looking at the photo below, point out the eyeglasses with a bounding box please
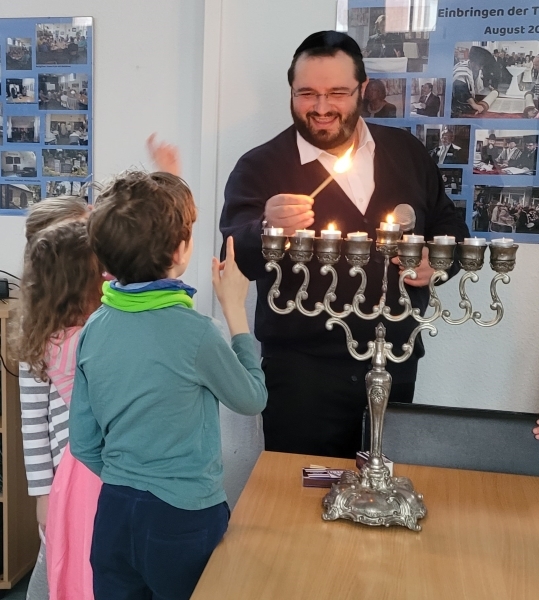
[292,84,360,103]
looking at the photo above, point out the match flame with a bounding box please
[333,144,354,174]
[387,214,394,225]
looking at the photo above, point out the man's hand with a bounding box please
[533,419,539,440]
[265,194,314,236]
[391,247,434,287]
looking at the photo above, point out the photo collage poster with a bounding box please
[340,0,539,242]
[0,17,92,214]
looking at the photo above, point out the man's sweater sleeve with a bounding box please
[220,154,270,281]
[195,325,267,415]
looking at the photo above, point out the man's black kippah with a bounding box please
[293,30,363,59]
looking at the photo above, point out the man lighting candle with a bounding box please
[224,32,469,458]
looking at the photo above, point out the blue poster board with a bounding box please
[0,17,92,215]
[344,1,539,242]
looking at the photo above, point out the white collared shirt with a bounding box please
[296,118,376,215]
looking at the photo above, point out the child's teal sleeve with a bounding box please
[195,325,267,416]
[70,337,105,477]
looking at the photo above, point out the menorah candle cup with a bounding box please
[375,228,402,257]
[289,234,315,263]
[457,243,487,271]
[397,240,424,269]
[314,237,342,265]
[426,241,456,270]
[261,231,287,262]
[489,243,518,273]
[343,239,372,267]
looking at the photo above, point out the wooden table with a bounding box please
[192,451,539,600]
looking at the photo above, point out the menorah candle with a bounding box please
[432,235,456,245]
[263,226,285,237]
[490,237,514,248]
[463,237,487,246]
[294,229,316,238]
[402,234,424,244]
[321,226,341,240]
[379,215,400,232]
[346,231,368,241]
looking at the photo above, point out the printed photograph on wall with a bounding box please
[473,185,539,234]
[347,5,429,73]
[6,37,32,70]
[410,78,445,117]
[7,116,40,144]
[44,114,89,145]
[474,130,537,174]
[362,78,405,118]
[36,22,89,65]
[1,151,37,178]
[38,73,89,110]
[0,183,41,209]
[452,41,539,118]
[42,149,88,177]
[416,124,470,165]
[46,180,82,197]
[6,78,36,104]
[440,168,462,195]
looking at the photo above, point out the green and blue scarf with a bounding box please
[102,279,197,312]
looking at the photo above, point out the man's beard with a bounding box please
[291,94,362,151]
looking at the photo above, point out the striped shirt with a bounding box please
[20,327,82,496]
[20,366,69,496]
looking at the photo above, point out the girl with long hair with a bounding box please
[16,220,103,600]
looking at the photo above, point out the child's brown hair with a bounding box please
[25,196,89,242]
[16,221,103,381]
[88,171,197,285]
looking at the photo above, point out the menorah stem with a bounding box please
[366,325,391,461]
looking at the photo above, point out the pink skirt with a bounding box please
[46,443,102,600]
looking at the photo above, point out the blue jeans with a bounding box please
[91,484,229,600]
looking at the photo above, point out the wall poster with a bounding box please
[0,17,92,215]
[338,1,539,241]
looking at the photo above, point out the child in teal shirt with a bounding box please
[70,171,267,600]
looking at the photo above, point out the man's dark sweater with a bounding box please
[220,123,469,383]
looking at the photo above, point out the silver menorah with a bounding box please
[261,226,518,531]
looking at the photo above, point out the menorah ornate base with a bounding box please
[321,466,427,532]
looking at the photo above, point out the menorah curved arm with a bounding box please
[265,261,296,315]
[325,318,375,362]
[292,263,325,317]
[382,268,414,322]
[385,323,438,363]
[441,271,480,325]
[316,265,356,319]
[472,273,510,327]
[351,268,383,321]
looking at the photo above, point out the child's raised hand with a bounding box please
[147,133,181,176]
[212,237,249,336]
